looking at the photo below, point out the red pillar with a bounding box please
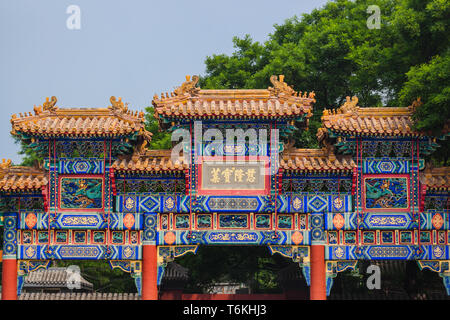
[1,259,17,300]
[142,245,158,300]
[310,245,326,300]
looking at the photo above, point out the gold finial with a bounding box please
[340,96,359,113]
[109,96,125,112]
[268,75,295,96]
[43,96,58,112]
[174,75,200,96]
[0,159,11,170]
[139,140,148,153]
[409,98,422,111]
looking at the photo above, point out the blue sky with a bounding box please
[0,0,328,163]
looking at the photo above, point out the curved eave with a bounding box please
[325,128,425,138]
[11,129,143,138]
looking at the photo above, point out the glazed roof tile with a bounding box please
[152,75,315,119]
[319,97,433,139]
[11,96,152,140]
[112,149,188,172]
[280,147,355,172]
[24,267,93,289]
[421,167,450,190]
[0,160,47,192]
[113,147,355,173]
[162,262,189,281]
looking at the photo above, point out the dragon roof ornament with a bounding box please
[173,75,200,96]
[268,75,295,96]
[42,96,58,113]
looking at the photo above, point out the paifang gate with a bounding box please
[1,75,449,300]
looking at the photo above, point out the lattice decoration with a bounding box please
[282,178,352,193]
[116,178,186,193]
[310,179,324,192]
[425,195,450,210]
[56,140,105,158]
[362,141,379,157]
[20,197,44,210]
[200,122,272,132]
[0,196,43,211]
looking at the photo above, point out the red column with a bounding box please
[1,259,17,300]
[142,245,158,300]
[310,245,326,300]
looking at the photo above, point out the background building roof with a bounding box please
[0,160,47,192]
[10,96,152,140]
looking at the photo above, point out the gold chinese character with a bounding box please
[234,168,244,182]
[246,168,256,183]
[221,168,234,183]
[210,168,221,183]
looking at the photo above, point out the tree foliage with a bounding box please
[177,246,291,293]
[144,106,171,150]
[199,0,450,149]
[56,260,137,293]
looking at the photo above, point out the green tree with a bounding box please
[14,136,42,167]
[400,52,450,134]
[145,106,171,150]
[176,246,292,293]
[399,52,450,165]
[199,0,449,148]
[57,260,136,293]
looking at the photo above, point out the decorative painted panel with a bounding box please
[18,230,140,246]
[218,214,249,229]
[18,244,142,260]
[3,213,17,259]
[19,211,142,230]
[420,210,449,230]
[197,156,270,195]
[58,158,104,174]
[196,214,212,229]
[142,213,157,245]
[326,245,450,260]
[362,158,423,174]
[116,193,351,214]
[59,176,104,211]
[156,230,309,246]
[324,212,357,230]
[360,212,416,229]
[363,175,410,211]
[255,214,271,229]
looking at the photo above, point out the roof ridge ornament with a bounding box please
[0,158,12,171]
[131,139,148,162]
[268,75,296,96]
[340,96,359,114]
[109,96,127,113]
[173,75,200,96]
[408,97,422,112]
[42,96,58,113]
